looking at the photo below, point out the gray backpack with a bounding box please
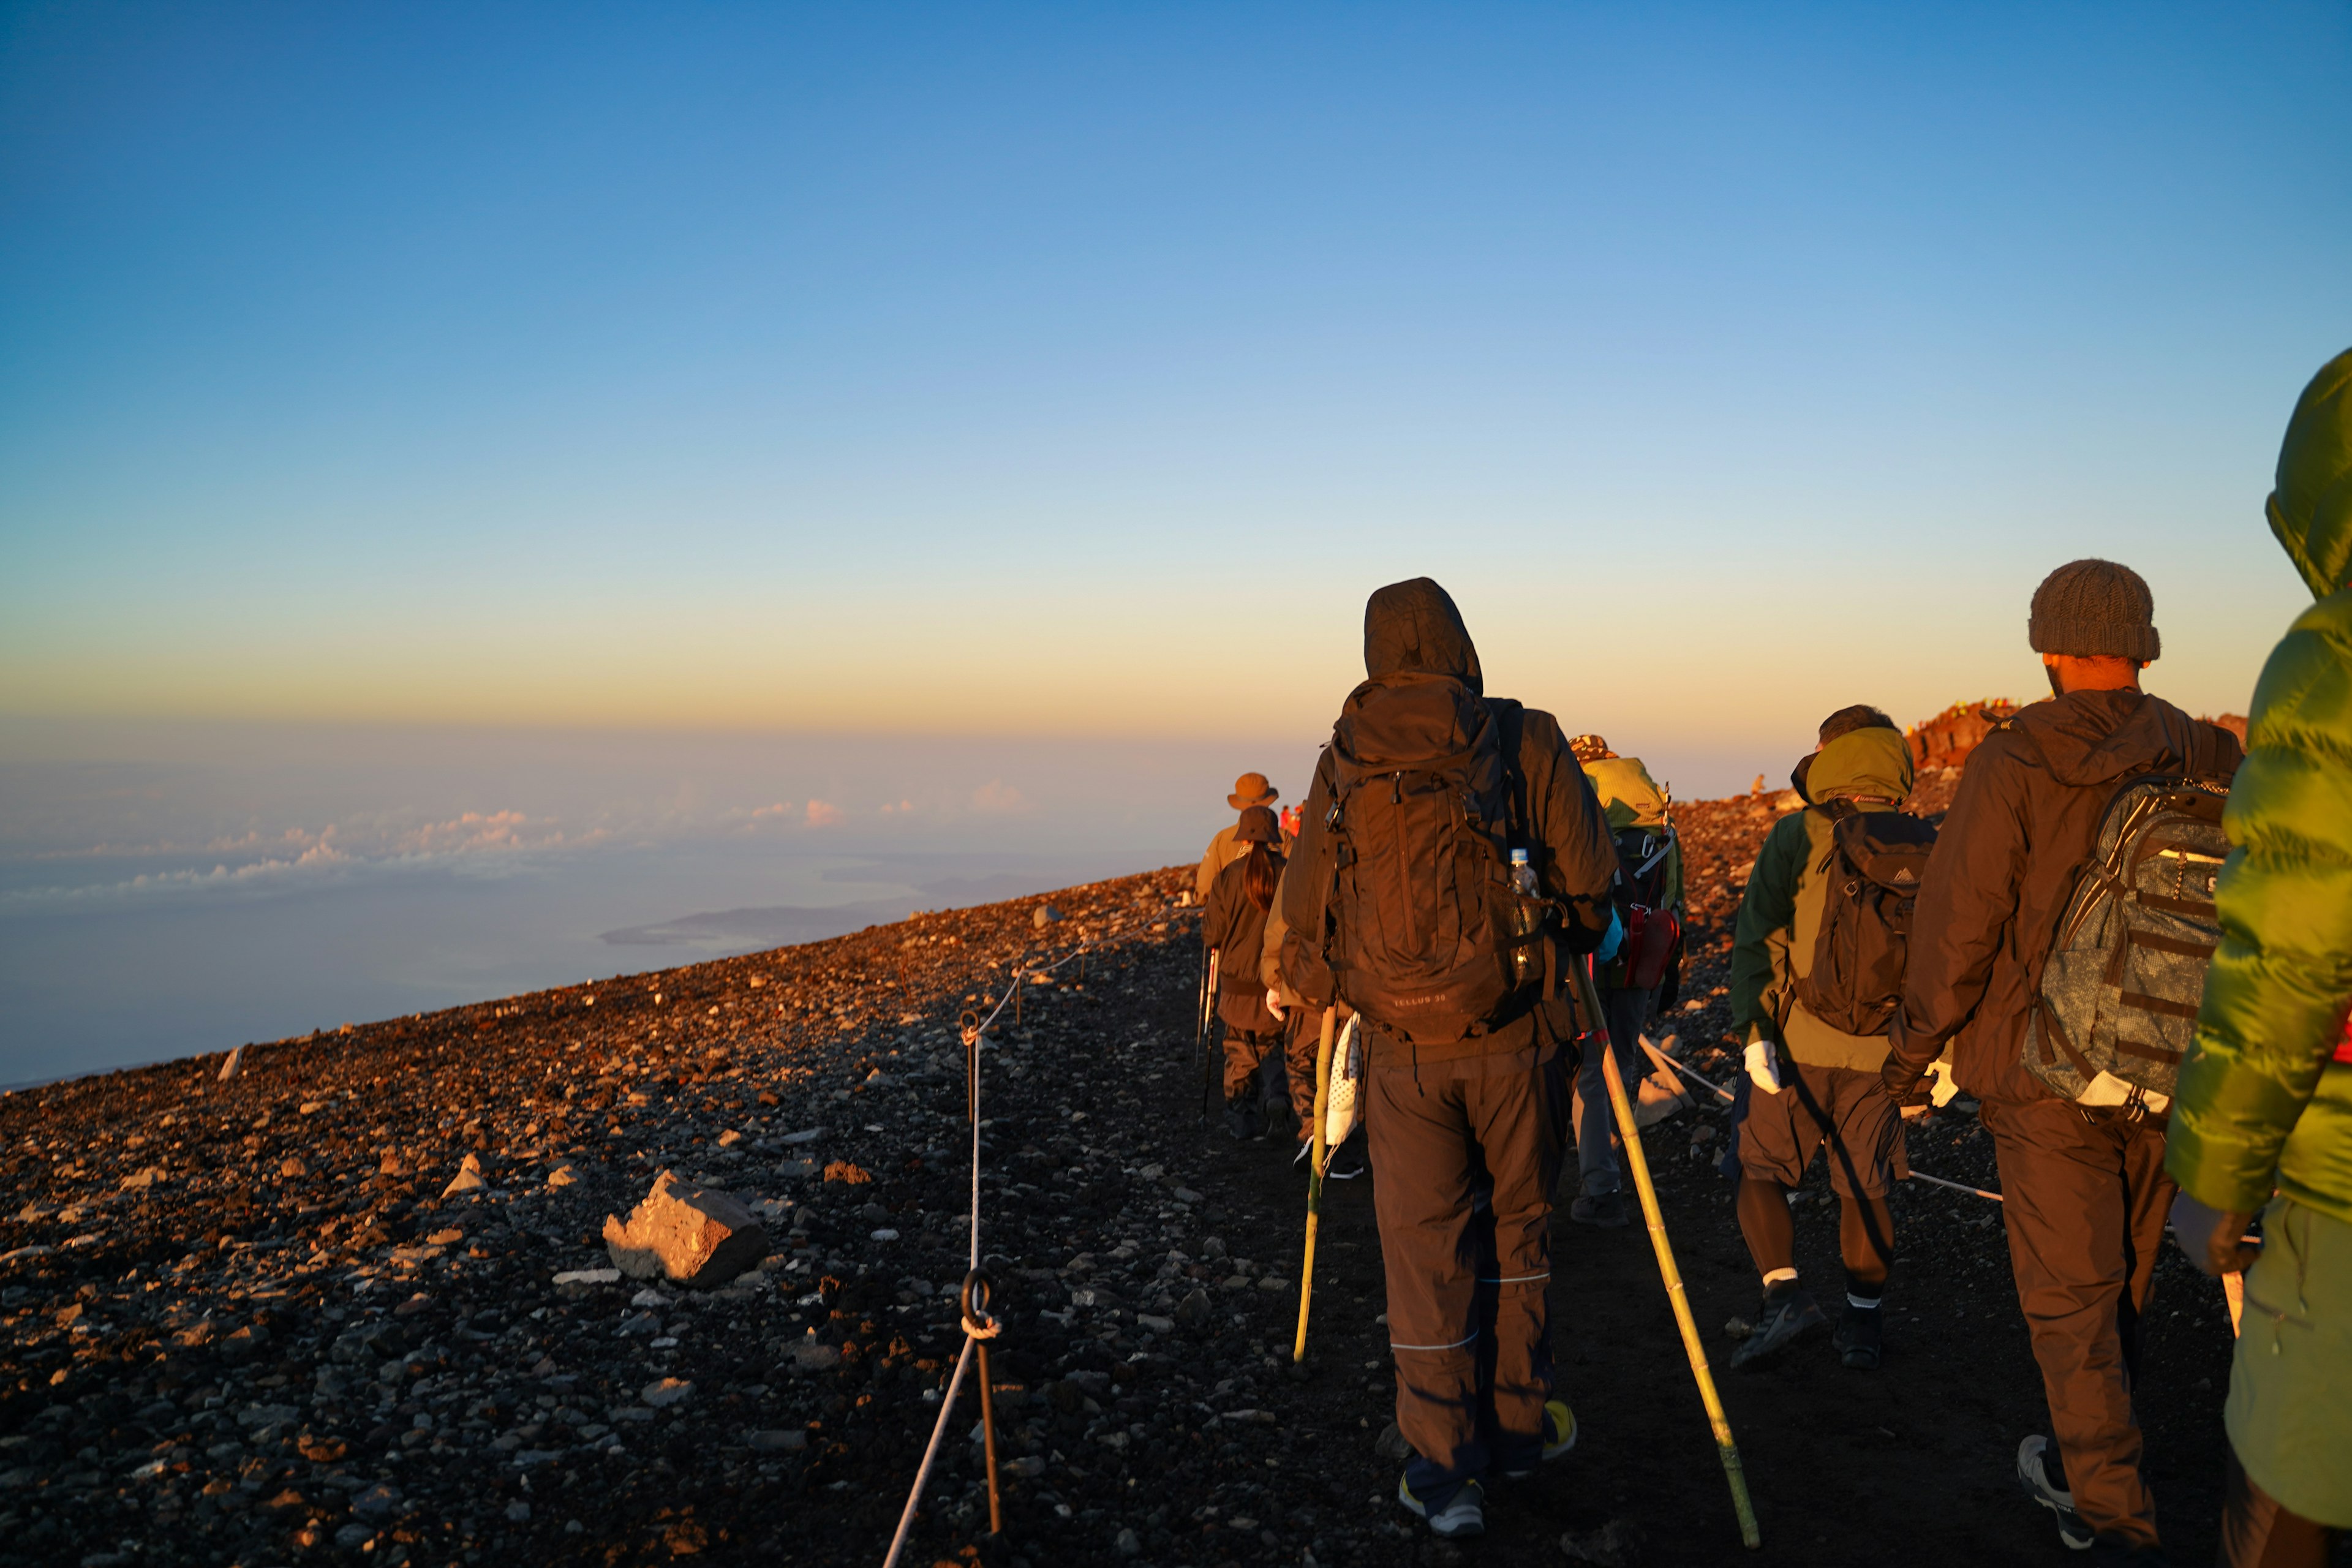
[2024,775,2231,1107]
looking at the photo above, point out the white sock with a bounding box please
[1849,1292,1882,1312]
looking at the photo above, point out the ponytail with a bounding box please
[1243,842,1282,911]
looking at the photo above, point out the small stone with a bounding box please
[1033,905,1063,927]
[790,1338,842,1371]
[279,1156,309,1179]
[350,1482,401,1520]
[546,1164,580,1189]
[1374,1422,1411,1461]
[1136,1314,1175,1334]
[823,1162,872,1185]
[552,1268,620,1286]
[505,1501,532,1523]
[870,1229,899,1242]
[1174,1289,1211,1327]
[780,1129,822,1146]
[601,1169,770,1288]
[748,1429,808,1452]
[1113,1526,1140,1556]
[1724,1316,1754,1341]
[219,1324,270,1360]
[442,1153,487,1197]
[640,1378,693,1408]
[334,1524,373,1550]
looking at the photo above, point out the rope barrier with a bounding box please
[879,938,1091,1568]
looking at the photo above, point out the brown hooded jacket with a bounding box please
[1274,578,1619,1061]
[1887,688,2243,1106]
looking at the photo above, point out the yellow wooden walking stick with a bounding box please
[1575,957,1762,1550]
[1292,1006,1337,1362]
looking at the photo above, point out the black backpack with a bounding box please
[1789,802,1939,1036]
[1610,824,1676,914]
[1318,673,1545,1047]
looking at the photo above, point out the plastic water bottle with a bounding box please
[1509,848,1542,983]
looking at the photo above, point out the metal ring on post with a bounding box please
[959,1268,1003,1340]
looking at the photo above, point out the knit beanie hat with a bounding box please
[2027,559,2160,662]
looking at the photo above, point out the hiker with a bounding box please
[1196,772,1281,903]
[2166,350,2352,1567]
[1882,560,2244,1562]
[1564,734,1686,1227]
[1202,805,1295,1140]
[1723,707,1934,1371]
[1276,578,1621,1540]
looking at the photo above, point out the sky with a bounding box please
[3,1,2348,776]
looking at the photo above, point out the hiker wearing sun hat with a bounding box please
[1884,557,2243,1559]
[1196,772,1285,903]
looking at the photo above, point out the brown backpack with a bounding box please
[1789,802,1939,1036]
[1316,673,1545,1047]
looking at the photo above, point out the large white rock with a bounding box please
[601,1169,769,1288]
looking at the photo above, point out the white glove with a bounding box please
[1744,1039,1784,1095]
[1264,990,1287,1022]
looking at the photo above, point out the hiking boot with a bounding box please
[1501,1400,1577,1478]
[1262,1098,1294,1140]
[1224,1101,1259,1142]
[1326,1149,1366,1180]
[1833,1303,1883,1370]
[2016,1434,2094,1551]
[1396,1474,1483,1539]
[1569,1191,1629,1227]
[1728,1284,1826,1369]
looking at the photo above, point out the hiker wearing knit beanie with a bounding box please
[1882,555,2243,1556]
[2029,559,2162,663]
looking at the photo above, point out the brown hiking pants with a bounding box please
[1982,1096,2174,1550]
[1221,1019,1319,1129]
[1366,1031,1569,1491]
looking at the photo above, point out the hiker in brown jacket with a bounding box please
[1203,806,1311,1141]
[1883,559,2244,1562]
[1277,578,1620,1539]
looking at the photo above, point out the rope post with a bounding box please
[1292,1006,1337,1363]
[961,1270,1005,1537]
[960,1010,982,1124]
[1575,958,1762,1550]
[1013,962,1023,1027]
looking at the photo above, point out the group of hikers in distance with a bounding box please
[1180,349,2351,1566]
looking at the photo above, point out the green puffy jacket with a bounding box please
[2168,349,2352,1227]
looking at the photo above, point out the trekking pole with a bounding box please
[1574,957,1762,1551]
[1200,949,1220,1125]
[1292,1006,1337,1363]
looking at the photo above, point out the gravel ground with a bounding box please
[0,780,2305,1568]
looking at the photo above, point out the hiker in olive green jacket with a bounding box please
[1725,712,1915,1373]
[2168,349,2352,1562]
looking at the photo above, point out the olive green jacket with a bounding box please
[2169,349,2352,1229]
[1729,725,1916,1070]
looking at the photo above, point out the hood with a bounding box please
[2007,689,2202,788]
[1583,756,1670,831]
[1363,578,1482,693]
[1806,725,1915,804]
[2269,348,2352,600]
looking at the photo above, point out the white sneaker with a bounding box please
[2016,1434,2094,1550]
[1396,1474,1484,1539]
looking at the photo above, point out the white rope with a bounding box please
[878,938,1092,1568]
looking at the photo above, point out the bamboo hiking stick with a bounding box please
[1292,1007,1337,1363]
[1576,959,1762,1550]
[1200,949,1220,1123]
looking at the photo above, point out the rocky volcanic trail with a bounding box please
[0,774,2260,1568]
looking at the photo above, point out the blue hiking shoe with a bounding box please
[1397,1474,1484,1539]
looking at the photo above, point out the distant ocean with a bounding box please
[0,720,1305,1086]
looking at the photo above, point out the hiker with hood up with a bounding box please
[1883,560,2243,1563]
[1203,805,1311,1140]
[1277,578,1621,1540]
[2166,349,2352,1567]
[1723,709,1930,1373]
[1564,736,1687,1227]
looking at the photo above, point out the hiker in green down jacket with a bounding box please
[1725,715,1915,1373]
[2166,349,2352,1564]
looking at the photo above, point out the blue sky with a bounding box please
[4,2,2350,764]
